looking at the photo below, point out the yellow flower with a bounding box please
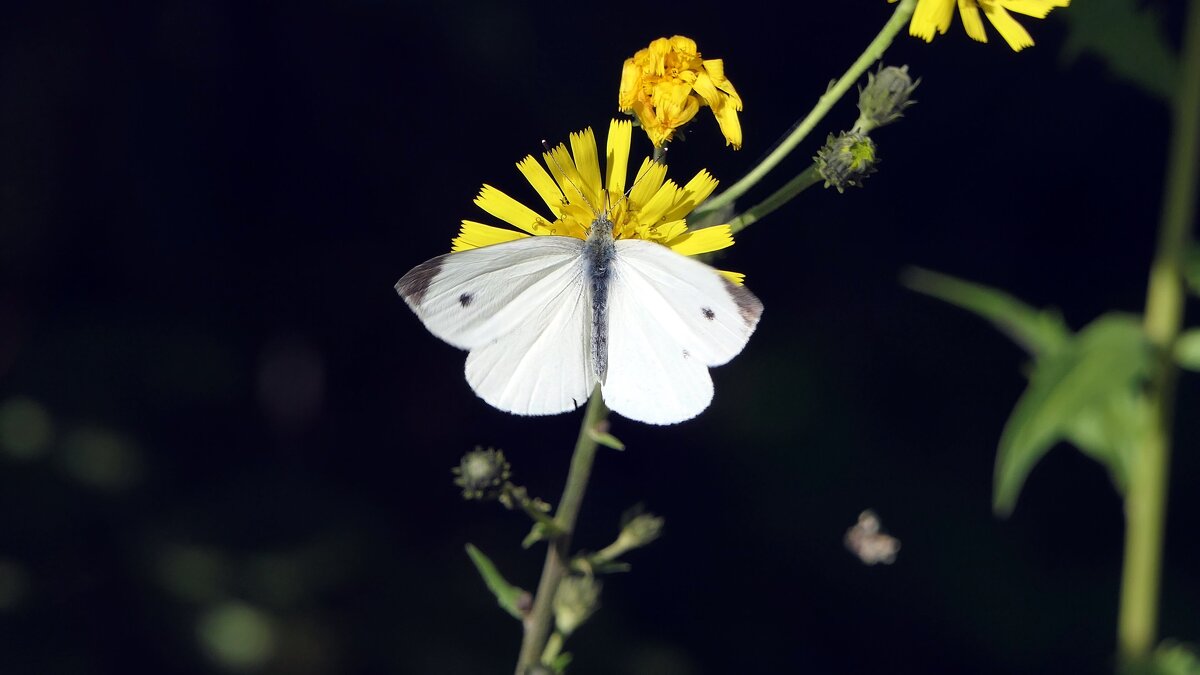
[452,119,745,283]
[891,0,1070,51]
[618,36,743,149]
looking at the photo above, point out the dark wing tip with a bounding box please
[721,277,764,329]
[395,256,446,307]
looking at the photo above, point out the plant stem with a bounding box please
[515,389,608,675]
[1117,0,1200,663]
[728,164,823,234]
[694,0,915,219]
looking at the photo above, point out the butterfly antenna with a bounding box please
[541,139,600,216]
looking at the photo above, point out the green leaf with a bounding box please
[549,651,573,674]
[902,267,1071,357]
[465,544,528,620]
[522,521,555,549]
[587,427,625,451]
[1121,642,1200,675]
[994,313,1152,516]
[1177,330,1200,371]
[1185,245,1200,297]
[1062,385,1146,494]
[1060,0,1179,103]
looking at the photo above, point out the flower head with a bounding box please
[892,0,1070,51]
[452,447,511,501]
[855,65,919,133]
[453,119,745,283]
[815,132,878,193]
[618,36,743,149]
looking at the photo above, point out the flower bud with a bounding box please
[553,575,602,637]
[815,132,878,193]
[855,65,918,133]
[616,513,664,551]
[452,447,511,501]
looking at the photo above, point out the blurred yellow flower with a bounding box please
[618,36,743,149]
[891,0,1070,51]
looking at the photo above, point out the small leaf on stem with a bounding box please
[465,543,529,620]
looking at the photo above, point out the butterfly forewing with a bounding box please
[396,237,587,350]
[396,236,595,415]
[600,239,763,424]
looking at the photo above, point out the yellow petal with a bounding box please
[543,143,592,212]
[517,155,565,215]
[958,0,990,42]
[451,221,530,252]
[1000,0,1069,18]
[629,158,667,210]
[605,119,632,197]
[668,35,698,56]
[662,169,718,222]
[701,59,743,109]
[666,224,733,256]
[983,2,1035,50]
[569,127,604,209]
[910,0,956,40]
[692,71,743,148]
[656,219,689,242]
[474,185,547,234]
[639,179,681,225]
[618,58,641,110]
[718,269,745,285]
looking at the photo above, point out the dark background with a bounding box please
[1,1,1196,673]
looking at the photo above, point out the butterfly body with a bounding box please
[396,215,762,425]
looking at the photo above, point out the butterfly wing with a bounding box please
[601,238,763,425]
[396,237,594,416]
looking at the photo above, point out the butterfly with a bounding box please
[395,184,763,426]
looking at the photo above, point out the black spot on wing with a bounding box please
[701,307,715,320]
[721,278,764,328]
[395,256,446,306]
[458,293,473,307]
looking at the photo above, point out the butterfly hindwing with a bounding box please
[601,239,763,424]
[396,236,594,415]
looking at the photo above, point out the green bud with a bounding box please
[553,575,601,637]
[855,65,918,133]
[452,447,511,501]
[616,513,664,551]
[815,132,878,193]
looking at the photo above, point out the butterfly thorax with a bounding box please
[583,213,616,383]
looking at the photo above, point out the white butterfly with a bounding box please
[395,201,763,425]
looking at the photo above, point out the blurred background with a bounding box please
[1,1,1196,673]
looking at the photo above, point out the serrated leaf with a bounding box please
[465,544,528,620]
[902,267,1071,357]
[1177,330,1200,371]
[1060,0,1179,102]
[994,313,1151,516]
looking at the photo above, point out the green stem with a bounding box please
[728,164,823,234]
[1117,0,1200,664]
[515,389,608,675]
[694,0,915,218]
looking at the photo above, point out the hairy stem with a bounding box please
[1117,0,1200,663]
[694,0,915,218]
[515,389,608,674]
